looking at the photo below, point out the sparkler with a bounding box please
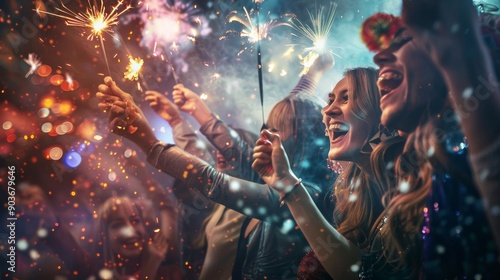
[288,2,338,76]
[23,53,42,78]
[121,0,208,85]
[224,7,290,55]
[123,56,150,92]
[36,0,131,75]
[124,57,144,81]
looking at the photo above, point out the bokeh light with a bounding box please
[63,151,82,168]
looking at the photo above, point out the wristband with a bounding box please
[279,178,302,207]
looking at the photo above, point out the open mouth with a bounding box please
[378,71,403,97]
[328,122,349,142]
[123,238,140,248]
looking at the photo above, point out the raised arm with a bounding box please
[170,53,334,182]
[96,77,320,223]
[145,90,214,165]
[402,0,500,248]
[252,130,361,280]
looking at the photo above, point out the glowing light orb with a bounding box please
[2,121,12,130]
[41,122,53,133]
[49,147,64,160]
[63,151,82,168]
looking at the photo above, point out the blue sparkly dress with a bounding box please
[421,136,500,279]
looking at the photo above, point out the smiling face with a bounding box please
[106,200,146,259]
[373,28,447,133]
[323,71,379,163]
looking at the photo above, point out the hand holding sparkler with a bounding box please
[97,77,158,153]
[172,84,213,126]
[306,51,335,82]
[290,2,338,77]
[145,90,183,127]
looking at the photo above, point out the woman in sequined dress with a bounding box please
[362,0,500,278]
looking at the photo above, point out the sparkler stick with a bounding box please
[255,0,266,129]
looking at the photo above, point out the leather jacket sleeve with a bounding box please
[147,142,322,223]
[171,119,215,166]
[199,116,260,182]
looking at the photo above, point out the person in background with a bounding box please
[145,90,257,279]
[96,55,332,278]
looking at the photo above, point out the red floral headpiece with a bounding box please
[361,13,403,52]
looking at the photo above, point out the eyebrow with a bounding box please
[394,27,406,39]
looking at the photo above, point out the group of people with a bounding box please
[15,0,500,279]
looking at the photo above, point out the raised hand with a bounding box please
[252,130,300,193]
[308,51,335,76]
[171,84,202,114]
[402,0,479,67]
[145,90,183,127]
[96,77,158,153]
[146,230,169,260]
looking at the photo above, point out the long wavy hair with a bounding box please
[331,67,397,249]
[377,70,448,274]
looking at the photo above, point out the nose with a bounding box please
[373,48,396,68]
[323,102,342,119]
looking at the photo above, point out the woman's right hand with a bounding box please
[252,130,300,194]
[147,230,169,260]
[145,90,183,127]
[172,84,202,114]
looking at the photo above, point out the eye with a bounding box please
[390,36,413,49]
[110,222,123,229]
[342,93,348,102]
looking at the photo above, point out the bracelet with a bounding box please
[278,178,302,207]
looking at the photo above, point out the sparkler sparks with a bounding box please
[36,0,131,75]
[124,57,144,81]
[288,2,338,75]
[224,7,290,54]
[36,0,131,40]
[23,53,42,78]
[127,0,211,55]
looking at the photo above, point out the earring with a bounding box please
[327,159,344,174]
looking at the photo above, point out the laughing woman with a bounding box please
[361,2,500,278]
[252,67,417,280]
